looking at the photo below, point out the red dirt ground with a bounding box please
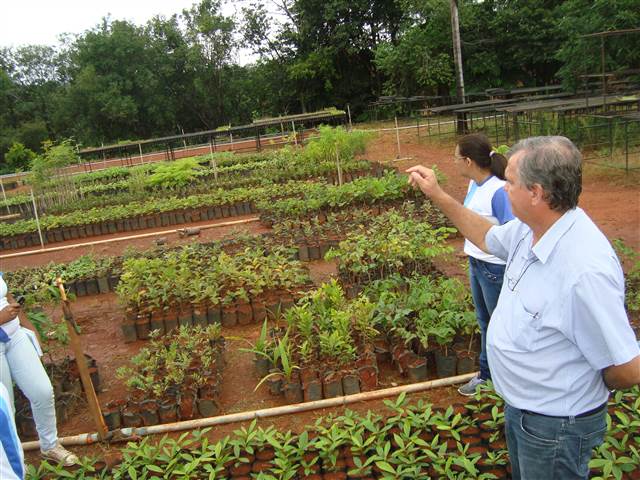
[11,132,640,467]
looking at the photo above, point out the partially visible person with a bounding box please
[0,272,78,466]
[0,382,24,479]
[452,133,514,396]
[407,136,640,479]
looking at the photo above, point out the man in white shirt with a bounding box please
[407,136,640,479]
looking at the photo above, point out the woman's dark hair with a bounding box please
[457,133,507,180]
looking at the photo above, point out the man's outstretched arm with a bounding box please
[407,165,493,252]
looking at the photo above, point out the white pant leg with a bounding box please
[0,329,58,450]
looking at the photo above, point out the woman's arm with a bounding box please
[0,303,20,325]
[5,292,42,343]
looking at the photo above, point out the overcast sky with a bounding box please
[0,0,241,48]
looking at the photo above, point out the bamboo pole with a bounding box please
[395,116,402,158]
[209,137,219,182]
[0,178,10,215]
[56,279,108,440]
[29,189,45,249]
[21,372,475,450]
[0,217,260,260]
[335,146,343,186]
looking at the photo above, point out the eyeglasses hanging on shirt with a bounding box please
[505,233,540,292]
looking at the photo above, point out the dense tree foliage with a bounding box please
[1,0,638,171]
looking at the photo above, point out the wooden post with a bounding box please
[209,136,218,182]
[56,279,108,439]
[291,121,298,146]
[395,116,402,159]
[336,146,343,186]
[138,143,144,165]
[30,189,45,249]
[0,178,10,215]
[347,105,353,131]
[601,36,607,110]
[450,0,466,104]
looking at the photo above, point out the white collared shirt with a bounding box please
[485,207,639,416]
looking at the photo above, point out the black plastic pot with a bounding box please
[254,356,271,378]
[298,245,310,261]
[266,371,284,396]
[434,350,458,378]
[178,310,193,328]
[456,353,477,375]
[97,275,110,294]
[149,317,166,336]
[342,373,360,396]
[221,307,237,327]
[303,378,323,402]
[197,398,220,417]
[283,381,303,403]
[121,322,137,343]
[323,371,343,398]
[207,305,222,325]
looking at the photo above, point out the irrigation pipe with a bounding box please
[0,217,260,260]
[21,372,476,451]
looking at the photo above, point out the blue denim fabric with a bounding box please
[468,257,505,380]
[504,403,607,480]
[0,329,58,450]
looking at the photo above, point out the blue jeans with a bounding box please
[504,403,607,479]
[468,257,505,381]
[0,328,58,450]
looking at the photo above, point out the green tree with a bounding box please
[4,142,36,172]
[555,0,640,89]
[182,0,237,128]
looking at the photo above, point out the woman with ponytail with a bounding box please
[453,133,514,396]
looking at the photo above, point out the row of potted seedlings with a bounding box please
[256,171,424,228]
[31,383,640,479]
[15,355,100,439]
[0,175,333,249]
[4,200,442,308]
[13,124,373,211]
[34,389,517,479]
[0,161,394,251]
[249,281,382,404]
[103,325,225,429]
[28,156,381,221]
[115,244,314,342]
[364,274,480,382]
[324,208,455,294]
[1,126,382,248]
[251,272,481,406]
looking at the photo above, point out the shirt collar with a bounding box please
[475,174,494,187]
[531,207,580,264]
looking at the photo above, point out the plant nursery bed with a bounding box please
[9,134,640,476]
[0,212,270,271]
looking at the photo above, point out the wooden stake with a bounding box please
[0,178,9,215]
[56,279,108,439]
[336,146,343,186]
[30,189,45,250]
[395,116,402,159]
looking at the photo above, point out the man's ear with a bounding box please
[529,184,544,206]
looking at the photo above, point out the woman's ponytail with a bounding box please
[458,133,507,180]
[488,150,507,180]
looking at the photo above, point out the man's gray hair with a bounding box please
[510,136,582,212]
